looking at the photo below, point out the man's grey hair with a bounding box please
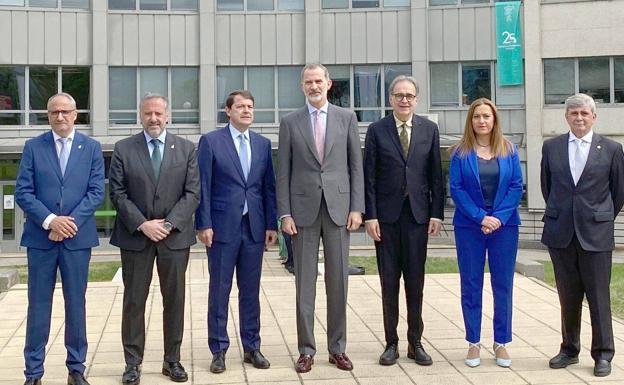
[388,76,420,96]
[140,93,170,111]
[301,63,330,82]
[47,92,77,110]
[565,93,596,114]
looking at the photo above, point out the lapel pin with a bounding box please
[597,145,601,149]
[171,144,175,149]
[78,145,82,149]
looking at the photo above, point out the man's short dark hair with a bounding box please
[225,90,255,109]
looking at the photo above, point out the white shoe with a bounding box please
[464,343,481,368]
[494,342,511,368]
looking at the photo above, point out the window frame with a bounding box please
[216,0,304,12]
[0,0,90,9]
[321,0,409,10]
[107,0,198,11]
[429,61,499,108]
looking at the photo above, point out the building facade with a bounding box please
[0,0,623,251]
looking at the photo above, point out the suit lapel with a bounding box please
[63,132,84,181]
[43,132,63,181]
[493,154,508,208]
[298,107,322,165]
[155,133,176,189]
[468,150,481,188]
[557,134,575,186]
[134,133,158,186]
[223,125,247,183]
[248,131,262,182]
[384,115,405,162]
[406,115,421,162]
[324,105,337,162]
[579,134,602,185]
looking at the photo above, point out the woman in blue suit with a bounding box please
[449,98,523,368]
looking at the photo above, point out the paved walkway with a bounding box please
[1,253,623,385]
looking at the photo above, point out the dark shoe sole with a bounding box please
[122,380,140,385]
[594,368,611,377]
[243,357,270,369]
[161,369,188,382]
[379,353,399,366]
[549,357,579,369]
[407,351,433,366]
[209,365,225,374]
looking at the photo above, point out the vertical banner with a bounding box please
[496,1,524,86]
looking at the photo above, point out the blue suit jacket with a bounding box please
[16,131,105,250]
[195,126,277,243]
[450,148,523,228]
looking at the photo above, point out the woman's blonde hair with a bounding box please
[451,98,513,158]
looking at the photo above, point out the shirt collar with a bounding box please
[144,129,167,144]
[229,123,249,140]
[52,129,75,142]
[393,113,412,129]
[569,130,593,143]
[307,101,329,115]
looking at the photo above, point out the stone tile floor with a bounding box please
[1,254,623,384]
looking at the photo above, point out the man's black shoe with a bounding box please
[408,342,433,366]
[162,361,188,382]
[210,352,226,373]
[244,350,271,369]
[67,372,90,385]
[24,379,41,385]
[548,352,579,369]
[379,343,399,366]
[122,364,141,385]
[285,264,294,274]
[594,360,611,377]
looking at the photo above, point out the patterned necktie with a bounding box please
[150,139,162,179]
[238,133,249,215]
[399,123,409,158]
[573,138,586,185]
[314,110,326,162]
[58,137,69,176]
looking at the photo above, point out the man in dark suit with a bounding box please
[16,92,105,385]
[109,94,200,384]
[364,76,444,366]
[196,89,277,374]
[541,93,624,377]
[277,64,364,373]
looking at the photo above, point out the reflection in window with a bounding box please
[616,58,624,103]
[0,67,26,125]
[62,67,90,124]
[430,63,458,107]
[579,57,610,103]
[354,66,381,123]
[171,68,199,124]
[217,0,303,11]
[108,0,197,10]
[544,59,574,105]
[248,67,275,123]
[462,63,490,106]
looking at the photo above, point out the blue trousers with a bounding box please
[207,215,265,354]
[454,225,518,344]
[24,245,90,379]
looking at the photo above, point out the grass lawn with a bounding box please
[8,261,121,284]
[349,256,489,276]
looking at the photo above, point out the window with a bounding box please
[429,0,515,5]
[0,66,90,126]
[322,0,407,9]
[0,0,89,8]
[108,67,199,125]
[543,57,624,105]
[217,0,303,11]
[430,62,499,107]
[108,0,197,10]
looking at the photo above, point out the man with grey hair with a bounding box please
[364,75,444,366]
[16,92,105,385]
[541,93,624,377]
[109,93,200,384]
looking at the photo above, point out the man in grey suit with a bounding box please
[109,94,200,385]
[277,63,365,373]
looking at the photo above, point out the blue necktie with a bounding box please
[150,139,162,179]
[239,133,249,215]
[58,138,69,176]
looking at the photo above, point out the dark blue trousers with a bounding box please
[208,215,265,354]
[455,225,518,344]
[24,245,90,379]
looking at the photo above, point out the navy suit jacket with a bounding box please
[16,131,105,250]
[196,126,277,243]
[450,148,523,228]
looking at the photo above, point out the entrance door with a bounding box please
[0,182,24,253]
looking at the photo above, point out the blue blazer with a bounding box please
[195,126,277,243]
[450,148,523,228]
[16,131,105,250]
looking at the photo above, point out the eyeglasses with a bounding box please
[48,109,76,117]
[392,93,416,102]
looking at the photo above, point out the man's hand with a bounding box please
[282,217,298,236]
[365,220,381,241]
[197,228,214,247]
[48,230,65,242]
[49,216,77,238]
[480,216,501,234]
[428,220,442,236]
[138,219,170,242]
[265,230,277,247]
[346,211,362,231]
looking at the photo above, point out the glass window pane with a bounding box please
[615,57,624,103]
[254,111,275,123]
[430,63,458,107]
[462,0,488,4]
[62,0,89,8]
[352,0,379,7]
[579,57,610,103]
[248,67,274,110]
[0,1,25,6]
[0,113,24,125]
[109,67,137,110]
[430,0,456,5]
[462,63,490,106]
[326,65,350,108]
[384,64,411,105]
[75,112,89,124]
[217,0,243,11]
[109,112,137,125]
[278,0,303,10]
[29,112,49,125]
[544,58,574,104]
[29,67,57,110]
[278,66,305,109]
[0,66,26,111]
[322,0,347,9]
[171,0,197,10]
[248,0,273,10]
[171,67,198,109]
[354,65,381,108]
[108,0,135,10]
[171,110,198,124]
[384,0,408,7]
[217,67,244,109]
[62,67,90,110]
[496,83,524,106]
[139,67,167,98]
[140,0,165,10]
[29,0,57,7]
[355,110,380,123]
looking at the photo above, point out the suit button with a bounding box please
[318,186,321,189]
[155,195,160,200]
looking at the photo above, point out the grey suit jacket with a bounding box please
[277,104,364,227]
[109,132,200,251]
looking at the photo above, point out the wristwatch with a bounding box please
[163,221,173,232]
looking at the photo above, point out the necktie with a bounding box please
[314,110,325,162]
[58,138,69,176]
[573,138,586,185]
[150,139,162,179]
[238,133,249,215]
[399,123,409,158]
